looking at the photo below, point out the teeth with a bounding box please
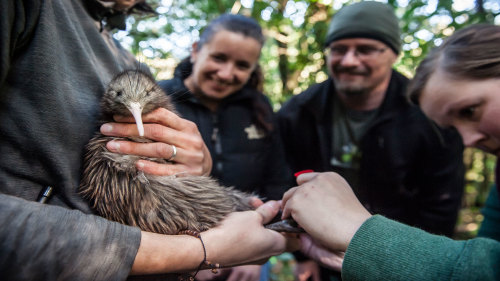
[128,102,144,137]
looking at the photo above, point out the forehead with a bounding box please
[330,37,387,48]
[419,71,455,124]
[202,30,261,59]
[419,70,499,125]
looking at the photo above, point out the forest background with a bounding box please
[117,0,499,278]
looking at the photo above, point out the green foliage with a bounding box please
[123,0,499,105]
[455,148,497,239]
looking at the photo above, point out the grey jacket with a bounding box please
[0,0,142,280]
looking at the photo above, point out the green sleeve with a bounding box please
[478,186,500,241]
[342,215,500,280]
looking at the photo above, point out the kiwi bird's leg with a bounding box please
[265,218,305,233]
[127,102,145,136]
[265,210,305,233]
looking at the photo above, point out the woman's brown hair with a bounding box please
[409,24,500,105]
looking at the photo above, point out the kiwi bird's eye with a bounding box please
[116,91,123,97]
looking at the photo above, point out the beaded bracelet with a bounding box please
[178,230,220,281]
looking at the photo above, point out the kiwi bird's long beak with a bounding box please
[128,102,145,137]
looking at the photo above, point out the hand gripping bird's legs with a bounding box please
[178,230,220,281]
[264,210,305,233]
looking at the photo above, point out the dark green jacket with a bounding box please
[344,216,500,280]
[343,188,500,280]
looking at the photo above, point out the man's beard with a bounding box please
[335,83,371,96]
[332,65,372,96]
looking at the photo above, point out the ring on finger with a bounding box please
[167,144,177,162]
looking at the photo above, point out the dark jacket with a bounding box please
[0,1,142,280]
[158,62,293,200]
[278,70,465,236]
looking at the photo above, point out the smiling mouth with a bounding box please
[213,79,232,86]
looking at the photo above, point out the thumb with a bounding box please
[255,200,281,224]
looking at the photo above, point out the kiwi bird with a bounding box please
[79,69,262,236]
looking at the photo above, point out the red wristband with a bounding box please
[293,169,314,178]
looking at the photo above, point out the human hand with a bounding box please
[294,260,321,281]
[299,234,344,272]
[202,200,299,268]
[100,108,212,176]
[282,172,371,252]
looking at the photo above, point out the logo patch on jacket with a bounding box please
[245,124,266,140]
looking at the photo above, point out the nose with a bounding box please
[217,63,235,81]
[455,125,485,147]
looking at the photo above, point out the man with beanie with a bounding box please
[277,2,465,280]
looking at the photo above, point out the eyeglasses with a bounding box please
[326,45,387,60]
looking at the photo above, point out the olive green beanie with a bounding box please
[324,1,401,54]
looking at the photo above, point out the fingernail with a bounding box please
[108,141,120,151]
[136,161,145,169]
[101,124,113,133]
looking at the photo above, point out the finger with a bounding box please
[249,197,264,209]
[255,200,280,224]
[281,186,299,219]
[299,233,315,255]
[102,122,197,149]
[282,186,298,206]
[136,161,202,176]
[107,140,181,160]
[106,140,177,159]
[296,172,320,185]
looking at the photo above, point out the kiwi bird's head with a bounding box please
[102,69,172,136]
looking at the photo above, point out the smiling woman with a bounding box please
[185,30,262,106]
[158,14,294,281]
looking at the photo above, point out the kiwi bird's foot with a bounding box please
[265,218,304,233]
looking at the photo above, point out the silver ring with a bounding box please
[167,145,177,162]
